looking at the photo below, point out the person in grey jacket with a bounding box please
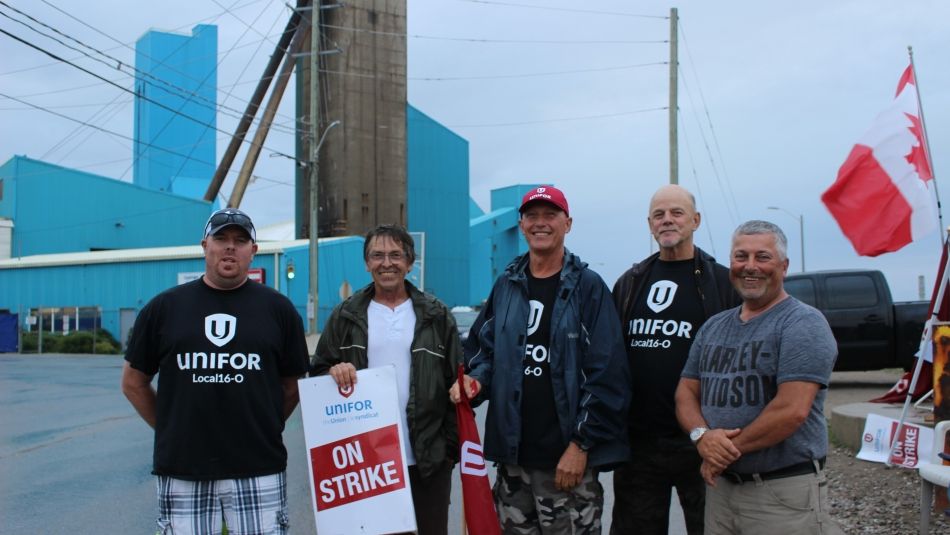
[310,224,460,535]
[451,186,629,534]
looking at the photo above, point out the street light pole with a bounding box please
[767,206,805,272]
[309,120,340,334]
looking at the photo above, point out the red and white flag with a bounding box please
[455,365,500,535]
[822,64,937,257]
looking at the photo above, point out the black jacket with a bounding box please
[612,246,739,328]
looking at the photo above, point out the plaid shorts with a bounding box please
[156,472,289,535]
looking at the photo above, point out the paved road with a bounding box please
[0,354,688,534]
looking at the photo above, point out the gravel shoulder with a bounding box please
[825,371,950,534]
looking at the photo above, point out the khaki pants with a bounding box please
[705,469,845,535]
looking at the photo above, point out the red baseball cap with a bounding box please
[519,185,569,216]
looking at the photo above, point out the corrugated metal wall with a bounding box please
[0,156,212,257]
[407,105,470,307]
[0,238,370,342]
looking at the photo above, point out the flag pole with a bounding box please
[908,46,943,234]
[886,234,950,466]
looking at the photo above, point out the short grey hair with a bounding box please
[732,220,788,260]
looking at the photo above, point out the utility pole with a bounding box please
[669,7,678,185]
[308,1,321,334]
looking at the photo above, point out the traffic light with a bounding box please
[286,261,296,280]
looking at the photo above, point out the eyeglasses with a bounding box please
[368,251,406,263]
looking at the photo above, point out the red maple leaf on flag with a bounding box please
[904,112,933,181]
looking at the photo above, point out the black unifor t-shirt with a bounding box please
[518,268,563,469]
[125,277,309,480]
[626,259,706,438]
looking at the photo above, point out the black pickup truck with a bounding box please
[783,270,928,371]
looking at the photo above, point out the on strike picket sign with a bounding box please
[856,412,933,468]
[298,365,416,534]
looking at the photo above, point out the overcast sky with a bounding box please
[2,0,948,300]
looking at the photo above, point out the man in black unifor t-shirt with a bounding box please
[121,208,309,535]
[452,185,630,533]
[611,185,738,535]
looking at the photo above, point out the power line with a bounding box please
[322,23,666,44]
[48,97,131,163]
[0,91,215,167]
[678,66,738,227]
[0,0,270,77]
[23,0,302,128]
[679,21,741,221]
[0,2,299,136]
[0,26,297,161]
[0,97,133,110]
[454,0,668,19]
[410,61,666,81]
[447,105,666,128]
[166,0,291,187]
[679,106,719,258]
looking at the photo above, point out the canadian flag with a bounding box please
[822,64,937,257]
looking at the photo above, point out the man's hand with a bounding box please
[328,363,357,389]
[696,428,741,471]
[555,442,588,491]
[700,460,723,487]
[448,374,481,404]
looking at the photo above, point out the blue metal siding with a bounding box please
[133,25,217,196]
[284,238,372,328]
[0,157,16,221]
[407,104,470,306]
[0,156,212,257]
[0,237,371,341]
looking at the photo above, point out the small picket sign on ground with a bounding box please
[857,413,933,468]
[298,365,416,534]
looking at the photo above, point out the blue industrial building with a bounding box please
[0,24,530,349]
[407,105,471,306]
[133,24,218,199]
[0,156,213,257]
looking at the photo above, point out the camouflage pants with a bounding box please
[494,463,603,535]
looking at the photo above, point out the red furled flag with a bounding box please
[455,365,500,535]
[822,64,937,257]
[871,239,950,403]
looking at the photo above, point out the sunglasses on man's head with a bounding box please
[205,210,256,240]
[206,210,253,229]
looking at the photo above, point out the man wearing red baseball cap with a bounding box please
[452,184,630,533]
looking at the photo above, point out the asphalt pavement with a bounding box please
[0,354,687,534]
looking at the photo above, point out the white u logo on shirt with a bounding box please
[647,281,678,313]
[526,300,544,336]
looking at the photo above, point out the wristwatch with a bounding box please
[689,426,709,445]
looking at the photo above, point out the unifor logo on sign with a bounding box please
[205,313,237,347]
[647,280,678,314]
